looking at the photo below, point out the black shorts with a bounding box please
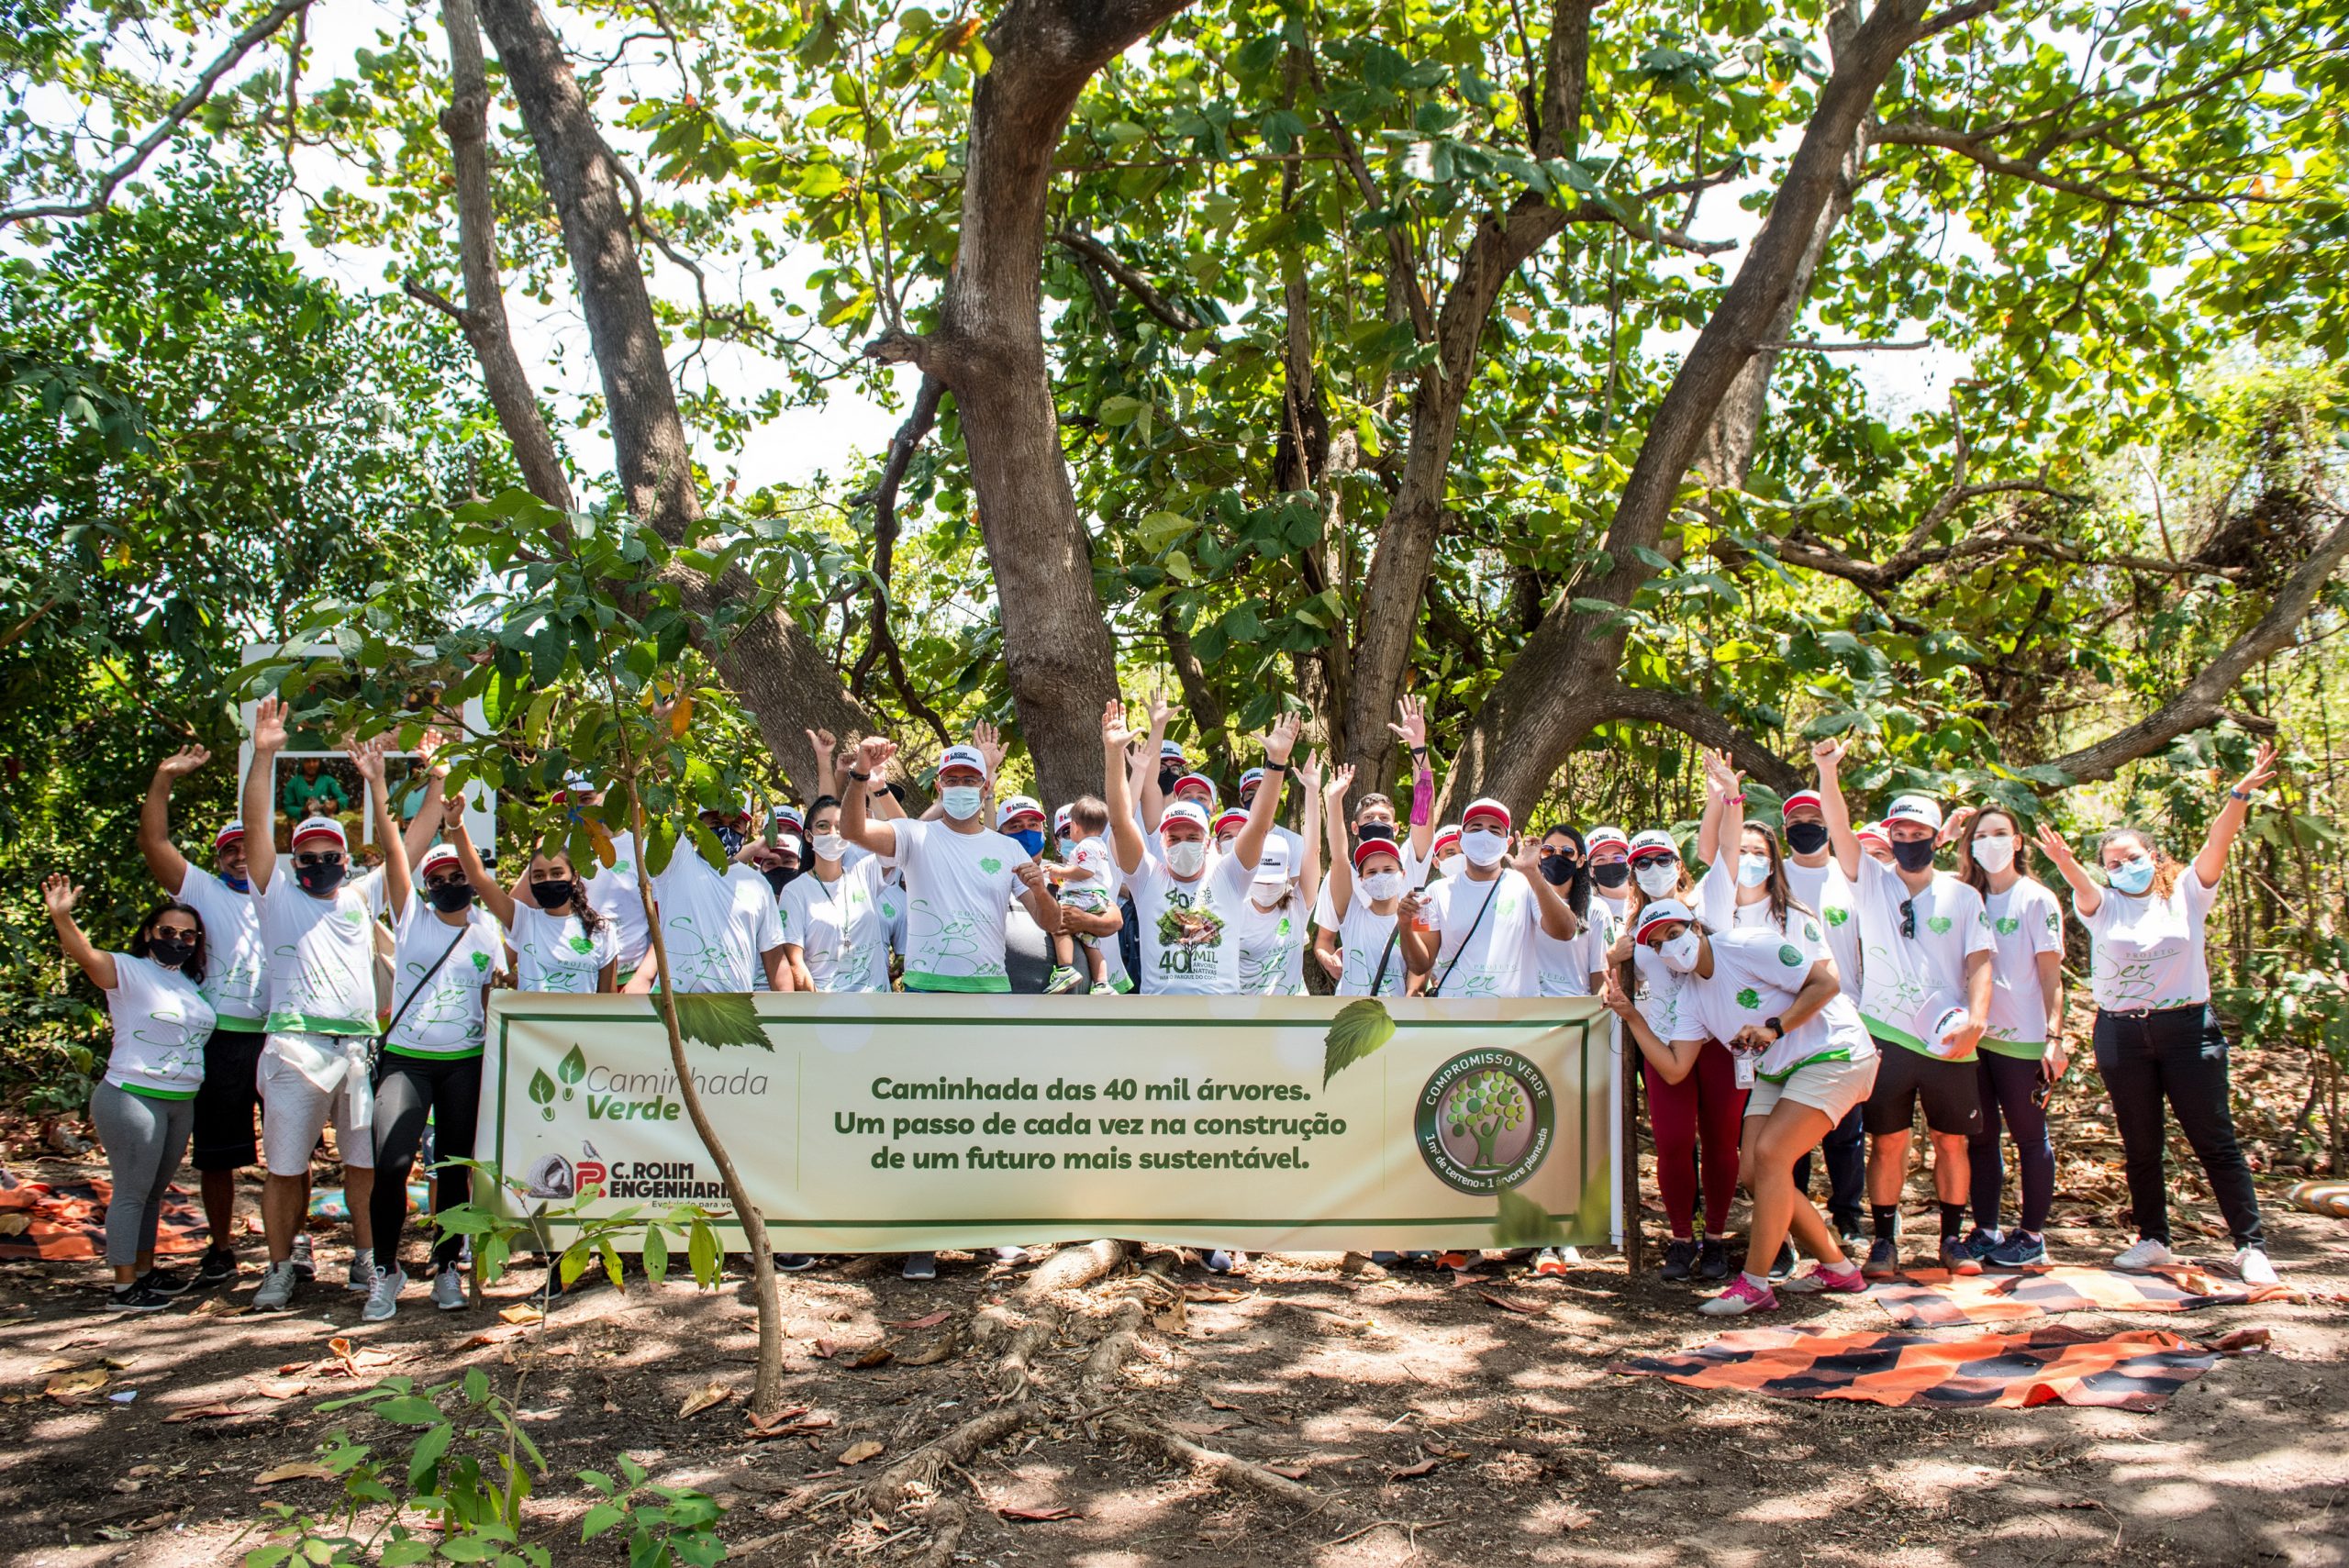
[1862,1037,1982,1137]
[190,1028,267,1171]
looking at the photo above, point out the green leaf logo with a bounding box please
[528,1068,557,1121]
[471,951,491,972]
[1928,915,1954,935]
[1825,906,1850,927]
[1778,944,1804,967]
[1736,986,1762,1009]
[979,857,1003,874]
[558,1044,587,1101]
[1323,997,1395,1087]
[568,935,594,953]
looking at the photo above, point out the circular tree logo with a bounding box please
[1415,1049,1555,1195]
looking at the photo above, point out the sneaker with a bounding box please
[192,1247,238,1289]
[1659,1239,1698,1281]
[109,1284,175,1313]
[1107,973,1135,995]
[1959,1226,2003,1262]
[1370,1251,1400,1265]
[2233,1247,2280,1287]
[1696,1239,1732,1282]
[133,1267,192,1296]
[1987,1231,2048,1269]
[1768,1240,1798,1282]
[901,1252,938,1281]
[432,1265,466,1311]
[362,1265,406,1323]
[1043,965,1086,995]
[2113,1238,2176,1272]
[1938,1238,1983,1276]
[993,1247,1030,1265]
[1531,1248,1568,1277]
[1203,1249,1242,1274]
[1862,1239,1900,1281]
[1433,1251,1472,1272]
[288,1231,317,1279]
[346,1248,376,1293]
[776,1253,818,1272]
[1781,1261,1869,1296]
[252,1260,300,1311]
[1698,1274,1778,1316]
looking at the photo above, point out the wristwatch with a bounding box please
[1764,1017,1784,1040]
[849,769,871,782]
[2230,787,2253,801]
[1263,760,1289,774]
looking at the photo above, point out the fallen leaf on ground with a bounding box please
[44,1368,107,1398]
[1475,1290,1548,1316]
[0,1213,29,1236]
[837,1440,885,1466]
[164,1403,259,1423]
[461,1328,519,1348]
[742,1407,813,1437]
[249,1378,308,1400]
[997,1506,1075,1521]
[847,1346,893,1370]
[1264,1463,1310,1481]
[896,1338,957,1367]
[1184,1287,1246,1303]
[255,1461,337,1485]
[811,1339,838,1360]
[277,1360,314,1375]
[1155,1296,1188,1334]
[498,1304,543,1325]
[677,1381,733,1418]
[189,1296,244,1318]
[886,1308,951,1330]
[1205,1395,1241,1411]
[36,1357,84,1374]
[1390,1457,1442,1480]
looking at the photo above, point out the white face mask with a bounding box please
[1164,838,1207,877]
[941,784,983,820]
[1462,828,1508,869]
[1655,931,1700,973]
[1362,870,1406,903]
[811,831,846,863]
[1634,861,1681,897]
[1737,852,1771,888]
[1972,834,2016,873]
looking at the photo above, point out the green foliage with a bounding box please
[1322,996,1395,1085]
[1491,1184,1565,1248]
[431,1158,727,1309]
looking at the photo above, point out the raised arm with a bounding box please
[349,734,410,917]
[139,746,207,894]
[1812,736,1861,880]
[242,697,287,893]
[1294,750,1326,911]
[2196,741,2277,891]
[43,874,117,993]
[1697,749,1741,867]
[840,735,900,859]
[448,797,517,927]
[401,729,450,872]
[1321,764,1356,920]
[1137,688,1173,834]
[2033,822,2100,919]
[1101,700,1148,877]
[1389,694,1436,865]
[1232,715,1299,872]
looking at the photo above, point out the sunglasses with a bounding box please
[1899,898,1916,940]
[425,870,469,888]
[294,851,345,867]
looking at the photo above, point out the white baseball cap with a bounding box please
[1462,796,1512,832]
[1161,800,1210,832]
[418,844,462,876]
[1634,897,1696,941]
[1885,794,1944,831]
[1627,828,1680,861]
[1252,840,1292,884]
[1586,825,1631,852]
[996,794,1045,828]
[1159,739,1186,760]
[290,816,348,851]
[939,743,989,781]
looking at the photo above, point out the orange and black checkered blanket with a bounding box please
[1871,1263,2297,1329]
[0,1176,209,1262]
[1614,1323,2267,1409]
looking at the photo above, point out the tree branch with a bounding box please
[1052,228,1213,340]
[1603,684,1801,795]
[848,375,942,701]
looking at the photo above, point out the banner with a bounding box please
[479,993,1619,1254]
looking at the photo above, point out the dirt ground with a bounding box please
[4,1068,2346,1568]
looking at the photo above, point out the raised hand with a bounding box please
[1811,734,1853,773]
[854,733,898,774]
[1387,692,1428,751]
[1508,834,1542,879]
[155,744,210,780]
[1323,762,1354,805]
[1294,748,1323,796]
[1263,711,1302,765]
[251,695,289,752]
[2235,740,2279,796]
[1012,860,1046,891]
[1599,974,1635,1017]
[1101,699,1137,751]
[416,725,451,780]
[1147,686,1174,733]
[440,789,466,827]
[41,873,79,917]
[2032,821,2077,867]
[973,718,1007,779]
[345,732,389,785]
[1937,804,1977,850]
[806,727,838,776]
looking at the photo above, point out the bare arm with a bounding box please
[1812,737,1861,881]
[1232,715,1299,872]
[139,747,206,895]
[784,947,815,993]
[448,808,516,926]
[242,697,287,893]
[43,876,117,992]
[350,736,410,919]
[1101,700,1149,877]
[1321,765,1355,920]
[1137,689,1173,835]
[840,735,900,858]
[1513,838,1579,940]
[2037,950,2065,1064]
[1295,751,1326,912]
[1698,749,1741,867]
[1314,925,1342,981]
[1601,976,1703,1084]
[2195,741,2277,890]
[1012,860,1057,931]
[2033,822,2101,918]
[401,765,446,872]
[1390,694,1435,865]
[1397,888,1439,975]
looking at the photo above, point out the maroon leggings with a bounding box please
[1645,1040,1748,1239]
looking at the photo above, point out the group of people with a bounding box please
[48,686,2284,1318]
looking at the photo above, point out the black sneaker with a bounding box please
[1863,1238,1900,1281]
[109,1284,174,1313]
[776,1254,818,1272]
[1695,1239,1732,1282]
[133,1267,193,1296]
[1659,1239,1698,1281]
[192,1247,238,1288]
[1768,1240,1798,1282]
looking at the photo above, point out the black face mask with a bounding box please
[762,864,798,894]
[1786,821,1831,855]
[149,936,197,971]
[1540,855,1574,886]
[1357,821,1397,845]
[295,859,346,895]
[427,878,476,913]
[711,823,748,854]
[1591,862,1631,890]
[1890,837,1938,873]
[1157,764,1185,795]
[531,878,577,911]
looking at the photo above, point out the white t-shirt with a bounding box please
[1124,851,1253,995]
[507,901,619,995]
[1416,869,1543,998]
[2076,871,2217,1013]
[258,869,384,1036]
[891,818,1030,994]
[103,952,214,1098]
[1784,857,1861,1000]
[1334,893,1407,997]
[1980,879,2065,1055]
[1313,838,1426,929]
[647,849,784,993]
[1622,864,1718,1041]
[383,897,506,1058]
[1678,925,1875,1081]
[1231,889,1310,995]
[779,858,892,993]
[585,828,651,972]
[1849,858,1995,1057]
[173,868,266,1030]
[1531,923,1600,997]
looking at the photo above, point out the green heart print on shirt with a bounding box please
[568,935,595,953]
[1736,987,1762,1009]
[471,952,491,972]
[1928,915,1953,935]
[1825,907,1850,927]
[979,857,1003,874]
[1995,916,2021,936]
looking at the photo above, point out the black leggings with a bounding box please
[1969,1051,2055,1235]
[370,1052,483,1271]
[2092,1006,2263,1250]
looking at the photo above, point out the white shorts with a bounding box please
[258,1032,377,1174]
[1744,1053,1879,1126]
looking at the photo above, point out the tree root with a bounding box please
[1081,1297,1146,1389]
[856,1402,1031,1511]
[918,1499,967,1568]
[1021,1238,1128,1299]
[1100,1412,1332,1512]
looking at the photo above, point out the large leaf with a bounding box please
[1322,997,1395,1086]
[671,992,773,1052]
[1491,1184,1566,1249]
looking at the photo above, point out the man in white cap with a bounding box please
[1400,797,1580,999]
[625,791,794,995]
[137,744,271,1287]
[240,699,401,1310]
[1777,785,1866,1251]
[1813,739,1995,1279]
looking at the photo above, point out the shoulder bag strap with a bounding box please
[1425,873,1505,998]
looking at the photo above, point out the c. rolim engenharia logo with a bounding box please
[1415,1048,1555,1195]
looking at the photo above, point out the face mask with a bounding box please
[531,878,577,911]
[1890,837,1937,873]
[1972,835,2016,873]
[2107,854,2155,895]
[1157,765,1185,795]
[941,785,983,821]
[1656,932,1700,973]
[1362,871,1405,902]
[1737,853,1771,888]
[711,823,748,853]
[1592,862,1630,890]
[295,858,346,895]
[1434,854,1460,879]
[1785,821,1831,856]
[762,864,796,894]
[1164,838,1207,877]
[811,832,847,862]
[1540,855,1574,886]
[220,870,250,894]
[427,878,476,914]
[1010,828,1045,857]
[1463,829,1508,869]
[149,935,197,970]
[1634,861,1680,897]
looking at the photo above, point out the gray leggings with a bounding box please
[90,1080,194,1268]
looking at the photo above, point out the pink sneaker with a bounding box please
[1782,1262,1867,1296]
[1698,1273,1778,1316]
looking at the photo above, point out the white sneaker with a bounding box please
[2113,1238,2176,1271]
[432,1265,466,1311]
[346,1248,375,1293]
[2233,1247,2279,1287]
[288,1231,317,1279]
[362,1265,406,1323]
[252,1260,300,1311]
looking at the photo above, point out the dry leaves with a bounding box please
[1154,1296,1189,1335]
[1204,1394,1241,1411]
[461,1327,521,1349]
[249,1378,309,1401]
[744,1407,836,1440]
[676,1381,733,1419]
[886,1308,951,1330]
[1183,1286,1246,1303]
[837,1440,885,1466]
[846,1346,893,1371]
[255,1461,337,1485]
[997,1505,1075,1522]
[498,1303,543,1325]
[1476,1290,1549,1316]
[0,1212,30,1236]
[896,1337,957,1368]
[44,1367,107,1399]
[189,1296,244,1318]
[1390,1456,1442,1480]
[165,1403,262,1424]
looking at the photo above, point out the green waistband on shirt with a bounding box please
[265,1010,379,1037]
[382,1044,485,1062]
[1976,1033,2049,1062]
[211,1014,266,1034]
[1863,1016,1979,1064]
[1755,1046,1857,1084]
[904,973,1012,995]
[117,1080,199,1101]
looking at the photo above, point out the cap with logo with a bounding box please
[1160,800,1210,833]
[1634,897,1696,941]
[1353,838,1406,873]
[1462,797,1512,832]
[996,794,1045,829]
[213,820,246,849]
[418,844,462,876]
[770,803,805,829]
[1431,824,1461,857]
[1210,808,1249,838]
[1252,840,1292,884]
[1052,805,1073,835]
[1781,790,1823,817]
[1586,825,1631,853]
[939,743,989,781]
[290,817,348,851]
[1857,820,1892,848]
[1628,828,1681,862]
[1884,794,1944,832]
[1239,766,1266,794]
[1159,739,1186,761]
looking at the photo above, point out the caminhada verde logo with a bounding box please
[527,1044,591,1121]
[1416,1049,1554,1195]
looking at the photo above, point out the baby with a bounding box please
[1046,798,1121,994]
